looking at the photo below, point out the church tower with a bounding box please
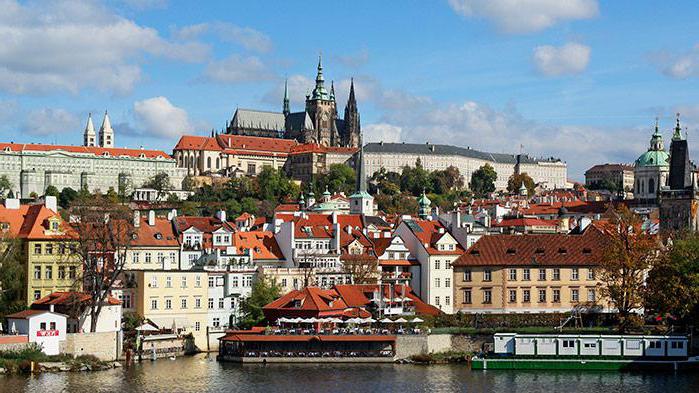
[349,133,374,215]
[99,110,114,148]
[282,79,290,117]
[83,113,96,147]
[305,55,337,146]
[343,78,361,148]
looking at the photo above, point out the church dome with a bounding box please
[635,150,669,168]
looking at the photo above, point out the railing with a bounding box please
[228,350,395,358]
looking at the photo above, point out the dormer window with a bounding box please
[506,248,516,255]
[470,249,480,256]
[155,233,163,240]
[139,153,146,158]
[3,147,10,152]
[535,248,545,254]
[582,248,592,254]
[102,152,110,157]
[51,221,59,231]
[558,248,567,254]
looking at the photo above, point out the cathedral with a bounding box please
[225,56,361,148]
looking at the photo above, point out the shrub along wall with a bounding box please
[429,313,618,329]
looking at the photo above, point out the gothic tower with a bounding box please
[99,110,114,148]
[83,113,96,147]
[343,78,361,148]
[305,55,337,146]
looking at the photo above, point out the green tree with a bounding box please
[369,168,401,195]
[256,166,299,202]
[400,159,432,196]
[315,164,356,195]
[645,233,699,324]
[507,172,535,196]
[44,185,60,198]
[143,172,172,200]
[239,275,281,329]
[0,237,27,317]
[469,164,497,198]
[430,166,464,194]
[167,193,180,202]
[0,175,12,197]
[182,175,196,192]
[58,187,79,209]
[105,187,120,204]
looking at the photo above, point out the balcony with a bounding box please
[381,272,412,281]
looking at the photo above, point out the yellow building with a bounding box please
[452,225,612,313]
[0,198,82,305]
[130,270,209,348]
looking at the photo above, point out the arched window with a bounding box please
[216,158,220,169]
[649,178,655,193]
[190,156,194,167]
[640,180,645,194]
[635,180,640,194]
[207,157,212,169]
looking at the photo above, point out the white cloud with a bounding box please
[659,44,699,79]
[447,0,598,33]
[202,55,274,84]
[532,42,591,76]
[364,123,403,143]
[174,22,272,53]
[120,0,168,10]
[334,48,370,68]
[133,97,193,138]
[0,0,209,95]
[21,108,80,136]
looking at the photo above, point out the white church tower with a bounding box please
[83,113,96,147]
[349,133,374,215]
[99,110,114,148]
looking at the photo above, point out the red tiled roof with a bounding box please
[233,231,284,260]
[176,216,234,234]
[0,142,171,159]
[132,216,179,247]
[290,143,358,155]
[274,204,300,213]
[402,219,464,255]
[216,134,297,154]
[5,309,51,319]
[493,217,559,228]
[173,135,223,151]
[379,259,419,267]
[32,291,121,306]
[453,225,609,267]
[0,203,74,240]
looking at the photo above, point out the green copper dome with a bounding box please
[635,150,669,167]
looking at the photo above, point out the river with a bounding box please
[2,354,698,392]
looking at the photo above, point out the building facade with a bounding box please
[585,164,635,193]
[363,142,567,191]
[634,120,670,204]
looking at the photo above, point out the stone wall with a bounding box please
[60,332,121,361]
[395,334,491,359]
[0,341,31,353]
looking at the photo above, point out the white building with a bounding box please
[634,120,670,203]
[5,309,68,355]
[363,142,567,190]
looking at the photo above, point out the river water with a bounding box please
[2,354,698,393]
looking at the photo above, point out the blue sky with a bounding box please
[1,0,699,179]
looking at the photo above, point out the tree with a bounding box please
[105,187,120,204]
[315,164,356,195]
[645,234,699,325]
[0,175,12,197]
[44,185,60,198]
[400,159,432,196]
[599,206,659,333]
[470,164,497,198]
[0,237,27,317]
[67,195,136,332]
[430,166,464,194]
[507,172,535,196]
[59,187,79,209]
[256,166,299,202]
[143,172,172,201]
[181,175,196,192]
[341,255,379,284]
[239,274,281,329]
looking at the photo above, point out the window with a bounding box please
[508,289,517,303]
[671,341,684,349]
[181,276,187,288]
[150,276,158,288]
[571,288,579,302]
[34,290,41,300]
[195,276,201,288]
[583,342,597,349]
[213,317,220,328]
[483,290,492,304]
[484,269,492,282]
[445,278,451,288]
[553,268,560,281]
[145,252,152,264]
[195,298,201,309]
[587,288,596,302]
[45,243,53,255]
[58,266,66,279]
[571,268,579,280]
[166,276,172,288]
[434,260,440,269]
[244,276,253,287]
[157,252,164,265]
[509,268,517,281]
[34,265,41,279]
[209,277,215,287]
[40,322,47,330]
[553,289,561,303]
[538,269,546,281]
[69,266,77,279]
[247,163,256,175]
[181,298,187,309]
[445,296,451,306]
[151,299,158,310]
[587,269,595,280]
[463,289,472,304]
[523,289,531,303]
[232,277,239,287]
[434,296,440,306]
[219,298,225,309]
[208,298,214,309]
[538,289,546,303]
[49,322,56,330]
[195,322,201,331]
[132,252,140,265]
[463,270,472,282]
[165,299,172,310]
[446,261,452,269]
[562,340,575,348]
[522,268,530,281]
[434,278,440,288]
[45,266,52,280]
[34,244,42,254]
[281,278,287,287]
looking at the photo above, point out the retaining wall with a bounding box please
[60,331,121,361]
[395,334,490,359]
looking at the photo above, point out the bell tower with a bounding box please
[305,54,337,146]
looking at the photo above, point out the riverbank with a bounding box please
[471,356,699,372]
[0,345,120,375]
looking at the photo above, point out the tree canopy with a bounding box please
[0,175,12,198]
[507,172,535,196]
[0,237,27,318]
[469,164,497,198]
[313,164,356,196]
[239,275,281,329]
[143,172,173,200]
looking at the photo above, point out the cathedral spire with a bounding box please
[311,53,328,100]
[330,80,336,101]
[348,77,356,108]
[673,113,683,141]
[99,110,114,148]
[83,113,96,147]
[283,78,290,116]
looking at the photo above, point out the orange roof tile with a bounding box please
[132,216,179,247]
[0,142,171,159]
[233,231,284,260]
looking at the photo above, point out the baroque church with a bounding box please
[225,56,361,148]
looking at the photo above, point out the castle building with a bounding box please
[226,56,361,148]
[634,119,670,204]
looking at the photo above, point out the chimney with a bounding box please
[148,210,155,226]
[346,225,352,234]
[49,305,54,313]
[133,210,141,228]
[437,227,445,234]
[45,195,58,213]
[171,208,177,219]
[4,198,20,210]
[216,210,226,222]
[332,211,338,224]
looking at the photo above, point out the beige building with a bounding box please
[452,225,611,313]
[286,144,357,183]
[363,142,567,190]
[129,270,209,348]
[585,163,635,192]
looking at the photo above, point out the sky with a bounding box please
[1,0,699,180]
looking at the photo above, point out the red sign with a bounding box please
[37,330,59,337]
